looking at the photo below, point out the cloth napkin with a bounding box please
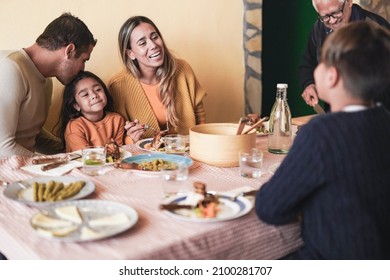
[20,160,83,176]
[219,186,255,198]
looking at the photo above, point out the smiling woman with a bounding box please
[108,16,207,143]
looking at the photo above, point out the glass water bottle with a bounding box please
[268,83,292,154]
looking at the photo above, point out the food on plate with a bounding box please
[31,180,86,202]
[31,205,131,240]
[192,182,220,218]
[36,225,78,237]
[152,130,168,149]
[55,205,83,224]
[163,182,220,218]
[246,114,269,135]
[139,159,178,171]
[143,142,165,152]
[143,130,169,151]
[88,212,130,227]
[80,226,105,240]
[105,139,121,162]
[32,213,74,228]
[256,124,269,135]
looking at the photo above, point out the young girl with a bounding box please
[58,71,131,152]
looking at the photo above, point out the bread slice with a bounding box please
[54,205,83,224]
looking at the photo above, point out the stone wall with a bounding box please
[243,0,262,116]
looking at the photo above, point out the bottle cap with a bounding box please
[276,83,288,88]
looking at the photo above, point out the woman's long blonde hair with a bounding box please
[118,16,179,128]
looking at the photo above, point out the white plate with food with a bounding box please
[71,147,132,164]
[161,193,253,223]
[136,138,190,154]
[119,154,193,176]
[136,138,165,153]
[3,176,95,207]
[30,199,138,242]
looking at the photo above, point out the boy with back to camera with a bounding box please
[255,21,390,259]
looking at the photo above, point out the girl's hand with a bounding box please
[125,119,146,143]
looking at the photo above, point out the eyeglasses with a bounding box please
[317,0,346,23]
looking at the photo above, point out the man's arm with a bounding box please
[298,22,324,106]
[35,128,64,155]
[0,57,34,157]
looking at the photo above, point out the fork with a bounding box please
[143,125,157,132]
[144,125,169,135]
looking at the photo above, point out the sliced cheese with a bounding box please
[55,205,83,224]
[80,226,104,240]
[36,225,78,237]
[32,213,73,228]
[88,212,129,227]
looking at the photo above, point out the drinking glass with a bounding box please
[160,163,189,198]
[82,146,106,176]
[163,134,186,154]
[239,148,263,178]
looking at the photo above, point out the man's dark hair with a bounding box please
[36,12,97,57]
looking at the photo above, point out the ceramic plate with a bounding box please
[136,138,165,153]
[121,154,193,175]
[30,200,138,242]
[3,176,95,207]
[136,138,189,154]
[161,194,253,223]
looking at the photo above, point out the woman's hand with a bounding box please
[124,119,146,143]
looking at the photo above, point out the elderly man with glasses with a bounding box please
[298,0,390,111]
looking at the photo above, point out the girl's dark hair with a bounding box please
[55,71,114,149]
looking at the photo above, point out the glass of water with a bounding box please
[163,134,186,154]
[82,146,106,176]
[239,148,263,178]
[160,163,189,198]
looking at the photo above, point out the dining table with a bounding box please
[0,133,303,260]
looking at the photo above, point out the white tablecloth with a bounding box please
[0,137,303,259]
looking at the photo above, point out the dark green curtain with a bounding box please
[262,1,317,117]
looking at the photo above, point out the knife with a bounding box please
[33,153,81,165]
[211,190,258,201]
[40,153,82,171]
[32,157,64,165]
[313,103,326,115]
